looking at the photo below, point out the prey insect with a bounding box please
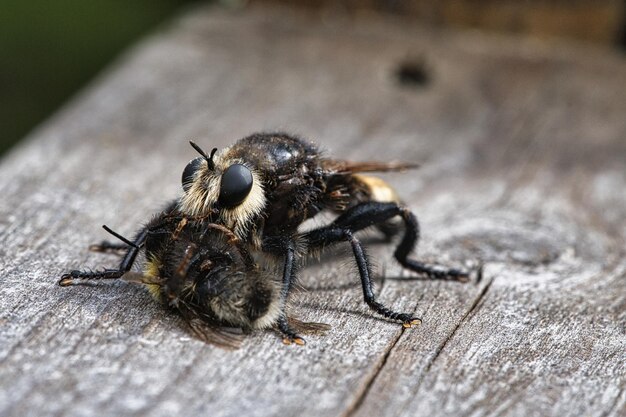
[60,207,328,348]
[60,132,473,346]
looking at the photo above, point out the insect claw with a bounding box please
[403,318,422,328]
[456,274,471,283]
[58,276,74,286]
[282,336,306,346]
[445,268,471,283]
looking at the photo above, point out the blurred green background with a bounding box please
[0,0,200,156]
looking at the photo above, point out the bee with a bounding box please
[177,132,472,343]
[60,132,472,346]
[59,205,328,348]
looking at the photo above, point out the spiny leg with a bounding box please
[278,243,306,345]
[394,206,468,281]
[333,202,469,282]
[305,226,420,327]
[347,231,421,326]
[59,225,148,286]
[264,237,305,345]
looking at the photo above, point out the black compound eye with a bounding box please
[218,164,253,208]
[182,157,204,191]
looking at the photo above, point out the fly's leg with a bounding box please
[263,237,306,346]
[59,226,148,286]
[331,202,469,281]
[304,201,471,326]
[306,224,420,327]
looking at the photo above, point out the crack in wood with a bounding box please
[343,275,494,417]
[341,326,408,417]
[396,274,495,417]
[339,265,415,417]
[426,276,493,373]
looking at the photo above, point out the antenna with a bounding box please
[189,141,218,170]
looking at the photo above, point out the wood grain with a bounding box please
[0,5,624,417]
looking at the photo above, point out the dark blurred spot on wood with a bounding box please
[395,61,430,88]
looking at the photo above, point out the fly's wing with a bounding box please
[288,317,331,335]
[322,159,419,175]
[320,158,418,210]
[321,158,415,240]
[185,314,244,349]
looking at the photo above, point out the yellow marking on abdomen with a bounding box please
[144,257,163,301]
[354,174,400,203]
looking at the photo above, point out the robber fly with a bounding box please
[177,132,472,343]
[61,132,472,345]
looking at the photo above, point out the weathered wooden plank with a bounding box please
[0,5,624,417]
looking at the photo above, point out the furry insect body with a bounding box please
[60,205,288,348]
[146,215,281,331]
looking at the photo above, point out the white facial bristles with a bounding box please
[178,150,267,241]
[178,158,220,217]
